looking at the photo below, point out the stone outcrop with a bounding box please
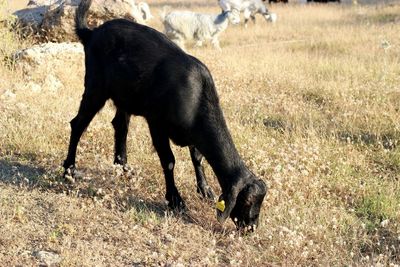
[14,0,144,42]
[13,42,84,91]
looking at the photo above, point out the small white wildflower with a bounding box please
[275,165,282,172]
[380,219,389,228]
[381,40,391,50]
[301,250,309,258]
[1,90,16,99]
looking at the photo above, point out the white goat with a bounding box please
[138,2,153,22]
[219,0,276,27]
[161,9,240,50]
[128,1,153,23]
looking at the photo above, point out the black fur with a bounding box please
[64,0,267,230]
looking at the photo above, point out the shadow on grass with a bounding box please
[262,117,398,150]
[0,158,47,186]
[355,12,400,25]
[354,194,400,262]
[263,117,292,133]
[337,131,398,150]
[0,157,202,227]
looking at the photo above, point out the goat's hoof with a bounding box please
[114,163,131,172]
[166,195,186,211]
[63,167,76,183]
[122,164,131,172]
[197,186,216,201]
[63,167,84,183]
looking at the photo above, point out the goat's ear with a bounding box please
[255,179,267,196]
[216,191,238,223]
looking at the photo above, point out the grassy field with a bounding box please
[1,0,400,265]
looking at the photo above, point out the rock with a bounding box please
[33,250,62,266]
[43,74,64,91]
[14,0,145,42]
[14,42,84,90]
[0,90,17,101]
[13,5,48,27]
[28,0,64,6]
[26,81,42,92]
[14,41,83,70]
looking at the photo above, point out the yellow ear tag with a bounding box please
[216,200,225,212]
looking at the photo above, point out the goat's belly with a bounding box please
[162,117,193,147]
[111,96,147,116]
[169,129,191,147]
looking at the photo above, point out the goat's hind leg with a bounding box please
[251,14,256,24]
[211,35,222,50]
[194,33,204,48]
[148,122,185,210]
[168,31,186,51]
[63,92,107,178]
[194,40,204,48]
[189,146,216,201]
[112,109,130,168]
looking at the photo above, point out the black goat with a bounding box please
[63,0,267,231]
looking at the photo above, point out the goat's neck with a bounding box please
[195,108,250,191]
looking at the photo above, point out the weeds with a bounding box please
[1,1,400,266]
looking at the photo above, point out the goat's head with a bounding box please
[264,12,277,23]
[216,177,267,232]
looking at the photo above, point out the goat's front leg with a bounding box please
[172,34,186,51]
[244,9,252,28]
[63,93,106,178]
[194,40,204,47]
[244,19,249,28]
[189,146,216,201]
[148,122,185,210]
[211,37,221,50]
[112,109,130,167]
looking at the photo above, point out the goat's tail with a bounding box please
[75,0,93,45]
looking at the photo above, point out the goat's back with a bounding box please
[163,11,226,41]
[81,19,220,145]
[87,19,182,59]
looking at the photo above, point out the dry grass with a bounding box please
[1,1,400,266]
